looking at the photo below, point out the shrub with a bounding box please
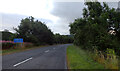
[92,48,118,69]
[23,42,34,48]
[2,42,15,49]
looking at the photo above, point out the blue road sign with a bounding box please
[14,38,23,43]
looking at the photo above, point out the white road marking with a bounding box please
[53,48,55,49]
[13,57,33,67]
[45,50,49,53]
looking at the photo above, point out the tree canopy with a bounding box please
[14,16,73,45]
[69,1,120,55]
[1,29,15,41]
[54,33,73,44]
[14,16,54,45]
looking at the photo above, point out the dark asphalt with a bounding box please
[2,44,71,69]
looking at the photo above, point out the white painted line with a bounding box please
[45,50,49,53]
[53,48,55,49]
[13,57,33,67]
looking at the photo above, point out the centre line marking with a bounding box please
[45,50,49,53]
[13,57,33,67]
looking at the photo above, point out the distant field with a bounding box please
[67,45,104,69]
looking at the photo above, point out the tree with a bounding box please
[14,16,54,45]
[54,33,73,44]
[1,29,15,41]
[69,1,120,55]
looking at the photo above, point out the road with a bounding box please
[2,44,71,70]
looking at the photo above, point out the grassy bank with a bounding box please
[1,45,49,55]
[67,45,104,69]
[1,44,65,55]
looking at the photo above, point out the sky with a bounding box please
[0,0,119,35]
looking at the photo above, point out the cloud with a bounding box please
[49,2,84,34]
[49,2,119,35]
[0,0,59,23]
[0,13,55,33]
[107,2,118,9]
[0,1,85,35]
[0,1,119,35]
[53,0,120,2]
[51,2,84,19]
[0,13,27,32]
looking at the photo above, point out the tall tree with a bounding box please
[14,16,54,45]
[69,1,120,54]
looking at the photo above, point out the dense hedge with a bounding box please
[54,34,74,44]
[2,41,34,49]
[23,42,34,48]
[2,43,15,49]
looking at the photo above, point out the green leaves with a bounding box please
[69,1,120,55]
[15,16,54,45]
[54,33,74,44]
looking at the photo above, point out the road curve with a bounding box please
[2,44,71,69]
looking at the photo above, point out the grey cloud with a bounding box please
[49,2,118,35]
[1,13,27,32]
[50,2,84,35]
[107,2,118,9]
[0,2,118,35]
[51,2,118,21]
[38,18,53,24]
[51,2,84,21]
[1,13,54,33]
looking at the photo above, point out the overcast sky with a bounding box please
[0,0,119,35]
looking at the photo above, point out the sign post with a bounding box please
[14,38,23,48]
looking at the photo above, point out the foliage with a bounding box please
[92,49,118,69]
[14,16,73,45]
[2,42,15,49]
[67,45,104,69]
[23,42,34,48]
[69,1,120,55]
[1,16,74,47]
[54,33,73,44]
[1,29,16,41]
[14,16,54,45]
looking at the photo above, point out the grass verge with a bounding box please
[67,45,104,69]
[1,44,64,55]
[1,45,50,55]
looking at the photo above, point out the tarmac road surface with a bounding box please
[2,44,71,70]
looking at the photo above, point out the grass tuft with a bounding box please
[67,45,104,69]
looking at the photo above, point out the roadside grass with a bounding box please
[1,45,50,55]
[67,45,104,69]
[91,49,119,69]
[1,44,64,55]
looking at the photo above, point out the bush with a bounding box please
[92,48,118,69]
[2,43,15,49]
[1,40,34,49]
[15,16,54,45]
[23,42,34,48]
